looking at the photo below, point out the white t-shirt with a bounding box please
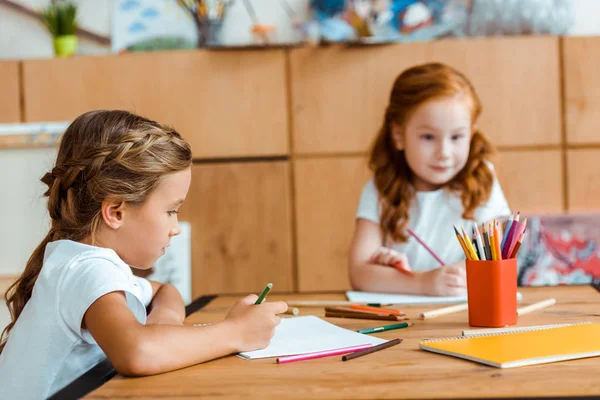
[356,173,511,271]
[0,240,153,400]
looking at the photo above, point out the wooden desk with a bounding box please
[86,286,600,399]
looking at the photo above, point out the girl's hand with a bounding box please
[418,261,467,296]
[224,294,288,352]
[369,247,413,271]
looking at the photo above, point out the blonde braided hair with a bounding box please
[1,110,192,354]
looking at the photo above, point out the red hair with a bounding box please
[369,62,495,243]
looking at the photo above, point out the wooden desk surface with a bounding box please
[86,286,600,399]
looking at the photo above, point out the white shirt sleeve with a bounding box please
[132,276,153,307]
[356,178,380,224]
[476,163,511,222]
[58,258,146,344]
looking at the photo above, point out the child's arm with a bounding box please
[145,281,185,325]
[84,292,287,376]
[348,219,422,294]
[349,219,467,296]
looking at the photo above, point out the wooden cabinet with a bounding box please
[179,161,294,296]
[567,149,600,211]
[564,37,600,145]
[496,150,564,213]
[22,50,289,158]
[294,157,370,291]
[290,37,560,154]
[0,61,20,122]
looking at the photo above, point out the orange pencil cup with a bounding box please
[466,258,517,327]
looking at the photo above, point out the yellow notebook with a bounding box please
[419,322,600,368]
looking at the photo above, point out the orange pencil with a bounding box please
[509,232,525,259]
[453,225,472,260]
[350,304,404,316]
[493,219,502,260]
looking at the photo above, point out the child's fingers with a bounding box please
[263,301,288,315]
[443,274,466,288]
[241,294,259,305]
[391,253,411,270]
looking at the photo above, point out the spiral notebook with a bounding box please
[420,322,600,368]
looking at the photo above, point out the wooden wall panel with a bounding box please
[563,37,600,145]
[180,161,293,296]
[0,61,20,122]
[22,50,288,158]
[567,149,600,211]
[291,36,560,154]
[496,150,564,213]
[294,157,370,292]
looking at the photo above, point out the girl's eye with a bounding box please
[167,210,178,216]
[452,134,465,141]
[421,134,435,141]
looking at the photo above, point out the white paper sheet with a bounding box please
[238,316,386,360]
[346,291,522,305]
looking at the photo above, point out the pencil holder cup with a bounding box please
[466,258,517,328]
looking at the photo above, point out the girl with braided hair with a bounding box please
[0,110,287,399]
[349,63,511,296]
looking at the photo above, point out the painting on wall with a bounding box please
[112,0,198,53]
[517,214,600,287]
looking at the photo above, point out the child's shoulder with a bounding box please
[41,240,130,284]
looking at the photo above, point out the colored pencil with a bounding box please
[349,304,404,316]
[500,212,514,251]
[517,298,556,316]
[507,217,528,259]
[407,228,445,266]
[493,220,502,260]
[391,261,415,277]
[284,307,299,315]
[277,344,373,364]
[325,312,406,321]
[502,212,520,259]
[489,222,497,260]
[255,283,272,304]
[482,224,492,260]
[342,338,403,361]
[509,233,524,259]
[474,225,486,261]
[453,225,472,260]
[461,226,479,260]
[358,322,413,334]
[325,306,400,317]
[420,303,469,320]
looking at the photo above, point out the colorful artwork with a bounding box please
[112,0,198,52]
[517,214,600,286]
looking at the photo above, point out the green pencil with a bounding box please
[254,283,273,304]
[357,322,412,334]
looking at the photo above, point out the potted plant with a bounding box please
[40,1,78,57]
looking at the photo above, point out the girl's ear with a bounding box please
[101,199,125,230]
[390,122,404,151]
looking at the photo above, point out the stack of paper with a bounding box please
[238,316,386,359]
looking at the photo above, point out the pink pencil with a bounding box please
[407,228,445,266]
[276,344,373,364]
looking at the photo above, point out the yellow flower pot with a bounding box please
[53,35,78,57]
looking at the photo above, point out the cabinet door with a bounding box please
[0,61,20,123]
[22,50,288,158]
[294,157,370,291]
[496,150,564,213]
[180,161,293,296]
[564,37,600,145]
[290,37,560,154]
[567,149,600,211]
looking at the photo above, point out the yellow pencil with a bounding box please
[453,226,472,260]
[460,226,479,260]
[489,222,497,260]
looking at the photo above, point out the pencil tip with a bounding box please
[453,225,459,235]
